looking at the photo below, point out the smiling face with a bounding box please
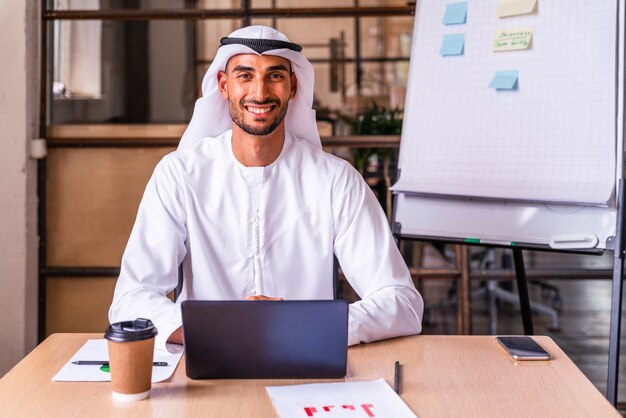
[217,53,297,138]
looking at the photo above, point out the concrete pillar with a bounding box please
[0,0,40,375]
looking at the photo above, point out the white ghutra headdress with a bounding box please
[178,26,320,150]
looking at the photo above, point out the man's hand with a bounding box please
[167,326,183,345]
[245,295,284,301]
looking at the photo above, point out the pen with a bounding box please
[72,361,168,367]
[394,361,400,394]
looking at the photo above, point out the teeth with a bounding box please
[247,107,272,114]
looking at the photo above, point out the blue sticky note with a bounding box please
[489,70,519,90]
[443,2,468,25]
[440,34,465,56]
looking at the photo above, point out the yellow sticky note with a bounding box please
[493,28,533,52]
[497,0,538,18]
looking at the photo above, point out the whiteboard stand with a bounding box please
[394,0,625,404]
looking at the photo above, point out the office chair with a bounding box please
[424,247,560,334]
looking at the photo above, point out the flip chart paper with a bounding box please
[493,28,533,51]
[443,2,467,25]
[489,70,519,90]
[52,339,183,382]
[393,0,616,205]
[497,0,538,18]
[266,379,417,418]
[440,34,465,56]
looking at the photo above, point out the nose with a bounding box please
[251,77,270,101]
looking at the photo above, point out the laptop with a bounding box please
[181,299,348,379]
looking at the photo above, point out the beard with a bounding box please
[229,97,289,136]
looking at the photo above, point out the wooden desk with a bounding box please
[0,334,618,417]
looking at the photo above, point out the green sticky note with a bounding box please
[493,28,533,52]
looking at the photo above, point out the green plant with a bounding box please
[344,102,403,173]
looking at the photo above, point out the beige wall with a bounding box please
[0,1,39,375]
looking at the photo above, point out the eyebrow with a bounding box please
[232,65,254,72]
[267,65,290,72]
[231,64,290,73]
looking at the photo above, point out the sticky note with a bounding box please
[489,70,519,90]
[493,28,533,51]
[443,2,468,25]
[440,34,465,56]
[497,0,537,18]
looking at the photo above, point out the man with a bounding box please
[109,26,424,351]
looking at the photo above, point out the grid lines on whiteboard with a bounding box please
[397,0,617,204]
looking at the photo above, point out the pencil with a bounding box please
[394,360,400,394]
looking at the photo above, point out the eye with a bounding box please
[269,73,285,80]
[237,73,252,80]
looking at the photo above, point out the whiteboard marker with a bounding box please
[464,238,516,246]
[480,239,516,246]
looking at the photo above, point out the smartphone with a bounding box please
[496,336,551,361]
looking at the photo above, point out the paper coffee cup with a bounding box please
[105,318,158,401]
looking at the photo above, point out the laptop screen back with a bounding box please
[181,300,348,379]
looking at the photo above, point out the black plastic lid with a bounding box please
[104,318,158,343]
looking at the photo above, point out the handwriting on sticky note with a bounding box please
[493,28,532,51]
[489,70,519,90]
[440,34,465,56]
[443,2,468,25]
[497,0,537,18]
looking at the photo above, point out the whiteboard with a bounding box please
[393,0,624,249]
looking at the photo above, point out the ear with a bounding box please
[217,70,228,99]
[290,72,297,100]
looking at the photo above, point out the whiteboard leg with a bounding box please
[607,179,626,405]
[512,248,534,335]
[607,255,624,406]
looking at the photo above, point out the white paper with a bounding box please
[52,339,183,382]
[266,378,417,418]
